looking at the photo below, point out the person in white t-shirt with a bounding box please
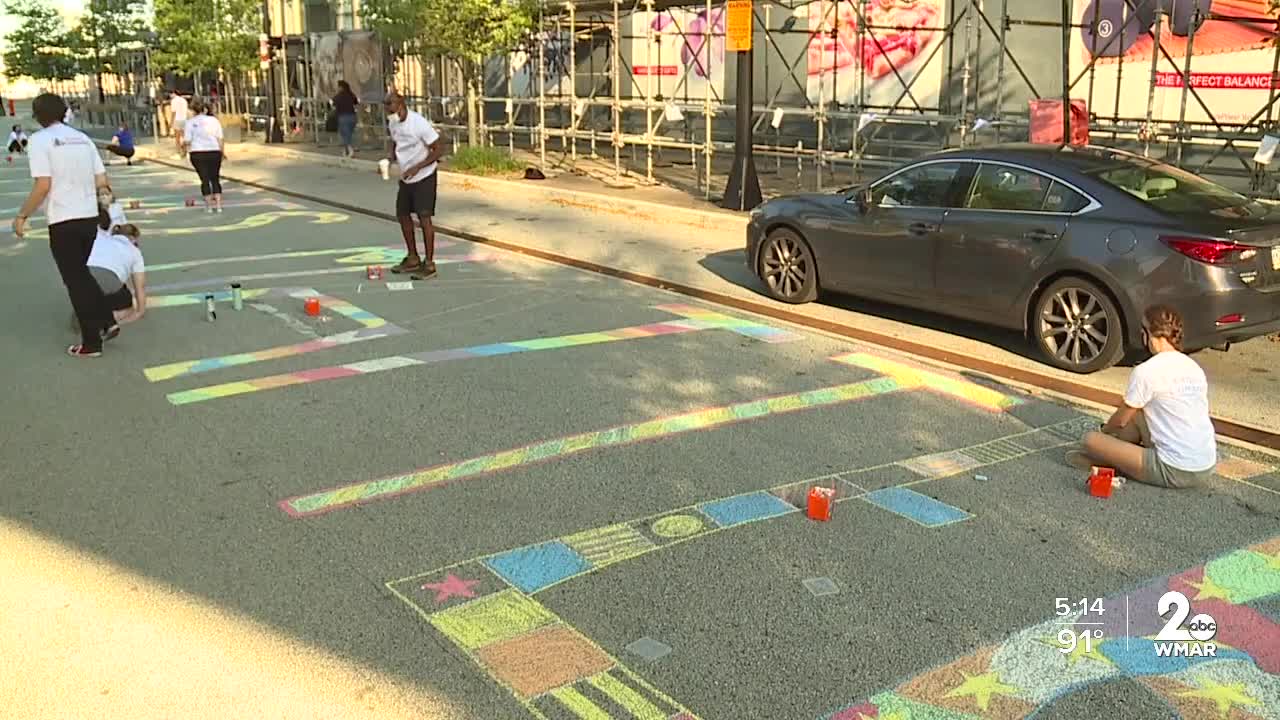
[181,97,226,212]
[12,93,115,357]
[8,125,28,153]
[1066,305,1217,488]
[382,92,442,280]
[169,90,189,155]
[87,222,146,325]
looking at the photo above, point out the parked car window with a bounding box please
[1043,181,1090,213]
[966,164,1051,211]
[1089,159,1272,219]
[872,162,962,208]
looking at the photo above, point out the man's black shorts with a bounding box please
[396,172,438,219]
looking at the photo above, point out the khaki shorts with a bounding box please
[1141,448,1213,489]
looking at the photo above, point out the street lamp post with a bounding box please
[261,0,284,142]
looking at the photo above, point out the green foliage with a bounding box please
[71,0,148,76]
[153,0,259,76]
[446,145,524,175]
[2,0,79,81]
[363,0,540,65]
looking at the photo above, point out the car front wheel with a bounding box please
[1032,277,1125,373]
[757,228,818,303]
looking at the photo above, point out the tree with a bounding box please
[2,0,79,83]
[70,0,149,101]
[363,0,540,145]
[152,0,259,79]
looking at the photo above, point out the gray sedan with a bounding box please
[746,144,1280,373]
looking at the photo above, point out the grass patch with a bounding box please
[447,146,525,176]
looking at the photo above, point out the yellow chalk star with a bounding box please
[1036,635,1115,667]
[1175,678,1261,719]
[1264,552,1280,571]
[942,671,1020,712]
[1188,576,1233,602]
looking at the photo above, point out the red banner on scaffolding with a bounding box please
[1029,99,1090,146]
[1153,72,1280,90]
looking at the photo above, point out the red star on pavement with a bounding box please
[421,574,479,603]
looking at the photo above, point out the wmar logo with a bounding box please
[1153,590,1218,657]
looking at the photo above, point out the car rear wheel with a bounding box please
[757,228,818,303]
[1032,277,1126,373]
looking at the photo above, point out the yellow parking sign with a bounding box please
[726,0,752,52]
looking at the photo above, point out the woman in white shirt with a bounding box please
[7,125,27,153]
[180,97,226,212]
[1066,305,1217,488]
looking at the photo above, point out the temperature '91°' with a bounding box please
[1054,598,1106,656]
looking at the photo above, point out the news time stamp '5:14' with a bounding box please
[1054,598,1105,657]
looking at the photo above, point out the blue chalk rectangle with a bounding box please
[465,343,524,356]
[863,487,971,528]
[484,540,592,594]
[698,491,796,528]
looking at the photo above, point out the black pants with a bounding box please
[190,150,223,196]
[50,217,112,349]
[106,145,134,159]
[8,139,25,153]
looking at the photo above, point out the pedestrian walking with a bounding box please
[12,93,116,357]
[383,92,442,279]
[333,80,359,157]
[1066,305,1216,488]
[105,122,135,165]
[181,97,226,213]
[168,90,189,156]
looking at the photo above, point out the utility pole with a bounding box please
[722,0,761,210]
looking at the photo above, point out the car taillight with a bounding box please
[1160,236,1260,266]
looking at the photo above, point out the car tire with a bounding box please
[757,227,819,304]
[1032,277,1126,373]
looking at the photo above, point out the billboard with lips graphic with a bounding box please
[625,6,727,100]
[805,0,947,110]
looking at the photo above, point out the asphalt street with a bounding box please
[2,160,1279,719]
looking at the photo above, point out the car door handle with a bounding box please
[909,222,939,235]
[1024,230,1059,241]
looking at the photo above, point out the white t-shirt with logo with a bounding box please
[183,115,223,152]
[27,123,106,225]
[1124,351,1217,472]
[387,110,440,184]
[171,95,189,123]
[88,233,145,284]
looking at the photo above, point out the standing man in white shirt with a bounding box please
[383,92,443,280]
[169,90,189,156]
[12,93,116,357]
[1066,305,1217,488]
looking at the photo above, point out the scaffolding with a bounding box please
[284,1,1280,197]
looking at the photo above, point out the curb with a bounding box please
[217,142,747,233]
[120,147,1280,453]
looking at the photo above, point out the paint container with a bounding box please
[185,197,196,207]
[366,265,384,281]
[378,158,390,180]
[304,297,321,316]
[204,294,216,322]
[231,283,243,310]
[1088,466,1115,498]
[807,486,835,521]
[128,200,140,209]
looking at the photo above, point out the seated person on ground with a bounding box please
[7,125,27,153]
[1066,305,1216,488]
[106,124,135,164]
[86,222,146,325]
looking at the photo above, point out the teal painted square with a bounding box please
[484,540,592,593]
[863,487,971,527]
[697,491,795,527]
[467,343,522,356]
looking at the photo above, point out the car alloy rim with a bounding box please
[762,235,809,297]
[1039,287,1109,366]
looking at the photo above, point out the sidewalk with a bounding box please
[118,138,1280,440]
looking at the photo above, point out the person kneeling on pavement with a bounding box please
[72,201,146,332]
[1066,305,1216,488]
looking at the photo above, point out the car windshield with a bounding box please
[1086,158,1272,219]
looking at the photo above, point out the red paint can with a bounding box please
[1088,466,1115,498]
[367,265,383,281]
[304,297,321,316]
[807,486,835,521]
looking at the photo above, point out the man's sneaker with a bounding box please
[390,256,421,274]
[101,324,121,343]
[67,344,102,358]
[411,262,437,280]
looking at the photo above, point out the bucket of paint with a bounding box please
[304,297,321,316]
[366,265,383,281]
[231,283,243,310]
[1088,466,1115,498]
[807,486,835,521]
[129,200,140,209]
[378,158,390,180]
[185,197,196,207]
